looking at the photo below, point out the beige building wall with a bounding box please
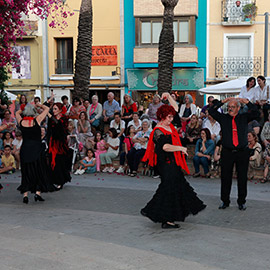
[208,0,270,81]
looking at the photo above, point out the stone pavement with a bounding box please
[0,171,270,270]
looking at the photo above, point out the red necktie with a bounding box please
[232,116,238,147]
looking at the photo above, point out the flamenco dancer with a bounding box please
[47,102,71,189]
[16,103,53,204]
[141,93,206,229]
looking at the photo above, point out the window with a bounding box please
[55,38,73,74]
[137,17,195,46]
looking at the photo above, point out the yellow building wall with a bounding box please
[47,0,121,85]
[208,0,270,80]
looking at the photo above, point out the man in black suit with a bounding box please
[209,97,259,210]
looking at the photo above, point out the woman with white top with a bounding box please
[239,77,256,103]
[127,112,142,133]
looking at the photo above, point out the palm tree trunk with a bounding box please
[73,0,93,100]
[158,0,179,95]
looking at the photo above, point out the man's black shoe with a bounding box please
[238,204,247,211]
[218,202,229,209]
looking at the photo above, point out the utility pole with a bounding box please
[264,12,269,77]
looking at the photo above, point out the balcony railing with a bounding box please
[221,0,256,24]
[55,59,73,74]
[215,57,262,78]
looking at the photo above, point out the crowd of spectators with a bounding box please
[1,75,270,182]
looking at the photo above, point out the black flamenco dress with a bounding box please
[17,119,56,194]
[47,115,71,186]
[141,128,206,223]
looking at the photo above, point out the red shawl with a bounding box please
[142,124,190,174]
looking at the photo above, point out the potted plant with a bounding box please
[243,3,257,21]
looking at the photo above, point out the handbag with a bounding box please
[90,113,100,127]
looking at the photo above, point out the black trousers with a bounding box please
[220,147,249,205]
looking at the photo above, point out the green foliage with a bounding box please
[243,3,257,18]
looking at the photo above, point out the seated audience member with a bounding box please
[0,145,16,174]
[248,120,260,135]
[77,111,93,153]
[89,95,102,131]
[67,120,78,169]
[12,130,23,170]
[100,128,120,173]
[179,94,197,131]
[2,110,16,135]
[238,77,256,113]
[262,143,270,183]
[193,128,215,178]
[90,131,107,173]
[116,125,135,173]
[15,94,28,114]
[147,94,162,128]
[260,113,270,147]
[74,149,96,175]
[0,97,8,119]
[212,135,222,178]
[110,112,125,150]
[181,114,201,146]
[69,97,86,120]
[33,97,43,115]
[247,131,262,180]
[127,112,142,133]
[254,75,269,122]
[121,94,137,126]
[3,131,13,147]
[202,110,221,143]
[135,101,144,118]
[170,93,179,105]
[83,99,91,115]
[127,119,151,177]
[200,96,222,120]
[61,95,72,114]
[101,92,121,131]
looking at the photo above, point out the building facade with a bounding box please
[207,0,268,91]
[124,0,207,108]
[47,0,123,104]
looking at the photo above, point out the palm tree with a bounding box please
[157,0,179,95]
[73,0,93,100]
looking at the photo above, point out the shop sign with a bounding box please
[92,45,117,66]
[127,68,204,91]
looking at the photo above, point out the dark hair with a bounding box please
[84,99,90,103]
[86,148,95,158]
[201,128,211,141]
[156,104,176,121]
[248,130,258,143]
[61,95,69,102]
[132,112,139,116]
[3,131,13,140]
[15,130,22,137]
[109,128,118,138]
[126,125,135,136]
[4,145,12,150]
[19,94,27,105]
[4,109,11,116]
[207,96,214,102]
[79,111,88,120]
[246,77,256,88]
[53,102,64,111]
[257,75,266,83]
[34,96,41,102]
[94,131,103,150]
[73,97,81,105]
[114,112,121,117]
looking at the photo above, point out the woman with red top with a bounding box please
[47,102,71,189]
[69,97,86,120]
[141,93,206,229]
[121,94,137,126]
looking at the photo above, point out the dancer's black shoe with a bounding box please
[34,194,45,202]
[23,196,29,204]
[161,222,180,229]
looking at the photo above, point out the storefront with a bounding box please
[126,68,204,108]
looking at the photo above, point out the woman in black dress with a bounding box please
[141,94,206,229]
[16,103,51,204]
[47,102,71,189]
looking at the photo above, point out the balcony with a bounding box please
[221,0,257,26]
[215,57,261,78]
[55,59,73,74]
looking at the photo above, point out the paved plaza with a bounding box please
[0,171,270,270]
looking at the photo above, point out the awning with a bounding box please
[199,77,270,95]
[4,90,17,101]
[127,68,204,91]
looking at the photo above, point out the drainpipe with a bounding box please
[120,0,125,105]
[264,12,269,77]
[42,18,49,100]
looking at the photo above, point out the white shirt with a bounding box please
[107,137,120,156]
[238,86,256,103]
[110,120,125,134]
[127,119,142,131]
[254,85,270,103]
[12,138,23,150]
[202,119,221,136]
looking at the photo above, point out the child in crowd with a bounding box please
[90,131,106,173]
[3,131,13,147]
[0,145,16,174]
[262,144,270,183]
[12,130,23,170]
[116,125,135,173]
[100,128,120,173]
[74,148,96,175]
